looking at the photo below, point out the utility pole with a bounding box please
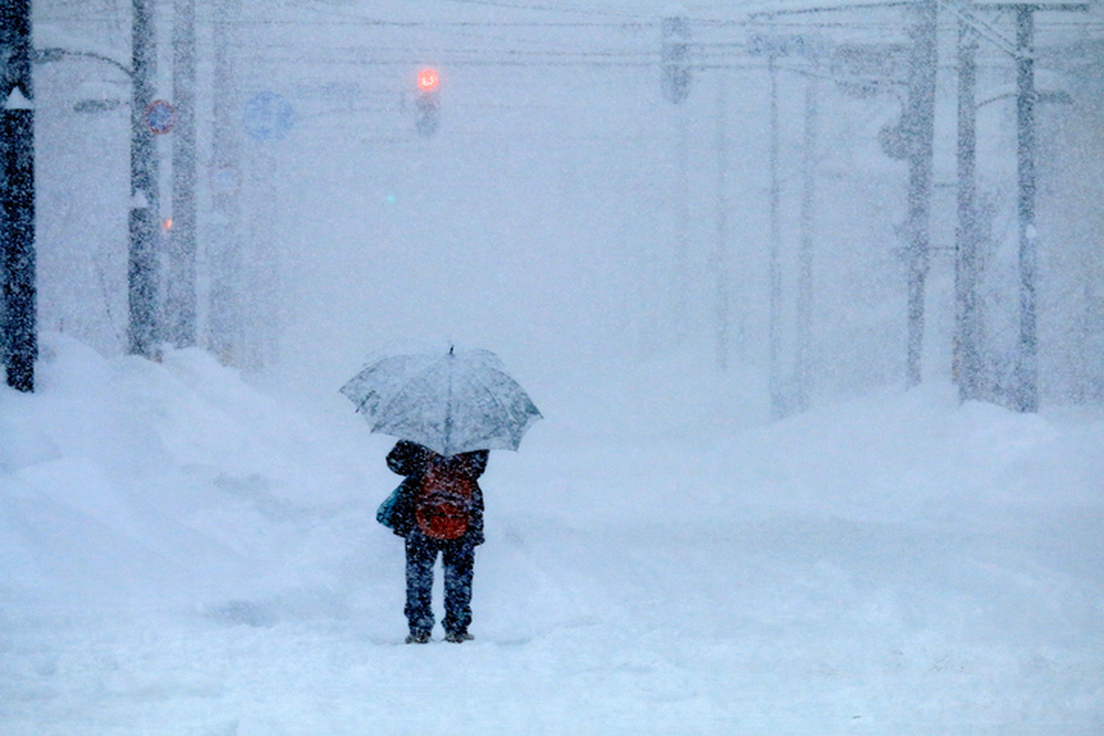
[167,0,197,347]
[661,9,691,105]
[129,0,160,358]
[903,0,937,389]
[1010,3,1085,411]
[795,65,819,413]
[1011,5,1039,412]
[714,75,730,370]
[209,0,243,365]
[768,53,784,418]
[1,0,35,391]
[661,9,691,343]
[953,2,1084,409]
[748,32,822,415]
[673,105,690,344]
[955,19,984,403]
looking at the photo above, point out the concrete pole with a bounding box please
[1,0,36,391]
[208,0,244,365]
[904,0,938,389]
[714,75,730,370]
[768,54,784,418]
[128,0,160,358]
[663,10,691,346]
[955,20,983,403]
[1013,6,1038,412]
[795,67,818,413]
[167,0,198,347]
[673,106,690,344]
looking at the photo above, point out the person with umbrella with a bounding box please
[384,439,487,643]
[341,347,541,644]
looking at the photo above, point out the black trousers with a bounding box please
[404,530,475,635]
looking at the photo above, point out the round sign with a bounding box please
[211,163,241,194]
[243,92,294,142]
[145,99,176,134]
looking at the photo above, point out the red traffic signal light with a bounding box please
[417,68,440,93]
[414,67,441,138]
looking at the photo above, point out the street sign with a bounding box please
[243,92,294,142]
[830,42,910,98]
[211,163,241,194]
[747,33,827,59]
[145,99,176,134]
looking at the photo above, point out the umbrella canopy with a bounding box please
[340,347,542,457]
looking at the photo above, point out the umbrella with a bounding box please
[340,347,542,457]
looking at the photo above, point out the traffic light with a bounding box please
[661,11,691,104]
[415,67,440,138]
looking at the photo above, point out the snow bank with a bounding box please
[0,334,386,604]
[1,333,1102,733]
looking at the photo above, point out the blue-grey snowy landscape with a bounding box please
[3,0,1103,733]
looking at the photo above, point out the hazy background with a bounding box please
[29,0,1104,419]
[8,5,1104,730]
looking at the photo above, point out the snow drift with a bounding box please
[1,333,1102,733]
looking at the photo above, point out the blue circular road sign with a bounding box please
[145,99,176,134]
[243,92,294,142]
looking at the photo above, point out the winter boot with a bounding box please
[406,630,432,644]
[444,630,473,643]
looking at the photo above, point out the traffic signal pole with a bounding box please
[1,0,36,391]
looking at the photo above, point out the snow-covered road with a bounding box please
[2,335,1102,733]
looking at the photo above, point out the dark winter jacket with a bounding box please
[386,440,487,545]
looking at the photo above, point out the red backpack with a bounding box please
[415,456,474,540]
